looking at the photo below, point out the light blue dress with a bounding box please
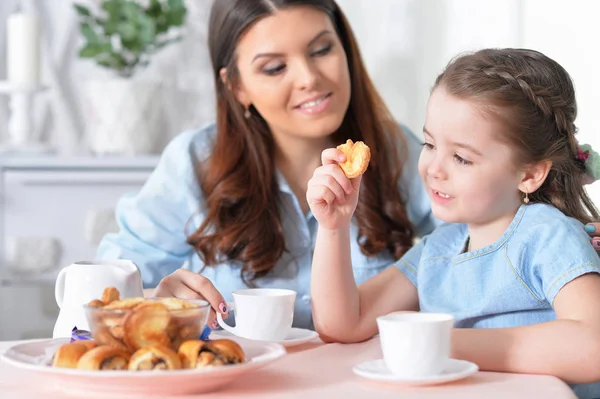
[97,123,437,329]
[395,203,600,398]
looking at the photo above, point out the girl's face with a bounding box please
[231,6,351,143]
[419,86,525,227]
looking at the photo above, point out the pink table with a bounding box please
[0,337,576,398]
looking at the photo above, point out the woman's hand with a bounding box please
[307,148,362,231]
[152,269,229,330]
[585,223,600,251]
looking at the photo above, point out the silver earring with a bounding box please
[523,191,530,204]
[244,106,251,119]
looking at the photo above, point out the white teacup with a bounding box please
[217,288,296,341]
[377,312,454,377]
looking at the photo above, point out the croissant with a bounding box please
[94,329,129,351]
[128,345,182,371]
[77,346,131,370]
[336,139,371,179]
[178,339,245,369]
[207,339,245,365]
[177,340,211,368]
[123,302,171,351]
[52,341,97,368]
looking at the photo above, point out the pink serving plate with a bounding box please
[1,337,286,396]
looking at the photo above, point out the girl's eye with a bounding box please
[311,44,332,57]
[263,64,286,76]
[422,142,434,150]
[454,154,472,165]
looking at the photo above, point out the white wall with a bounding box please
[0,0,597,197]
[0,0,214,155]
[339,0,522,137]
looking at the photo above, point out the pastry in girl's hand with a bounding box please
[76,346,131,370]
[336,139,371,179]
[128,345,182,370]
[52,341,97,368]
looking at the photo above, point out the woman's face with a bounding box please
[231,6,351,141]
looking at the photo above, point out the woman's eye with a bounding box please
[263,64,285,76]
[454,154,472,165]
[311,44,332,57]
[422,142,434,150]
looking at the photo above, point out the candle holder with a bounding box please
[0,80,53,154]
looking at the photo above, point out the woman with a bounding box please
[96,0,442,329]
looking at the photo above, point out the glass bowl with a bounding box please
[84,298,210,352]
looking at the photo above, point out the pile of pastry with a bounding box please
[52,337,245,371]
[86,287,205,353]
[51,288,245,371]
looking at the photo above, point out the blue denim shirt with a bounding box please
[395,203,600,398]
[97,123,438,330]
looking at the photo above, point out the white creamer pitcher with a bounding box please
[52,260,144,338]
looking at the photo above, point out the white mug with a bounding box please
[217,288,296,341]
[376,312,454,377]
[53,260,144,338]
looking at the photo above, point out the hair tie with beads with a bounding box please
[577,143,600,183]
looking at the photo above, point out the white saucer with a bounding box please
[210,328,319,348]
[353,358,478,386]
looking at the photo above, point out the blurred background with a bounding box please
[0,0,597,340]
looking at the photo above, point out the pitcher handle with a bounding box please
[55,267,68,308]
[216,302,236,334]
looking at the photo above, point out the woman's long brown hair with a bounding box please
[187,0,415,284]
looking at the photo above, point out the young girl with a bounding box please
[307,48,600,398]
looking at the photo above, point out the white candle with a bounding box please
[7,13,40,87]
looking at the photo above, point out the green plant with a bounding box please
[74,0,187,78]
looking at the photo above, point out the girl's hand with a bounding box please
[152,269,229,330]
[307,148,362,230]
